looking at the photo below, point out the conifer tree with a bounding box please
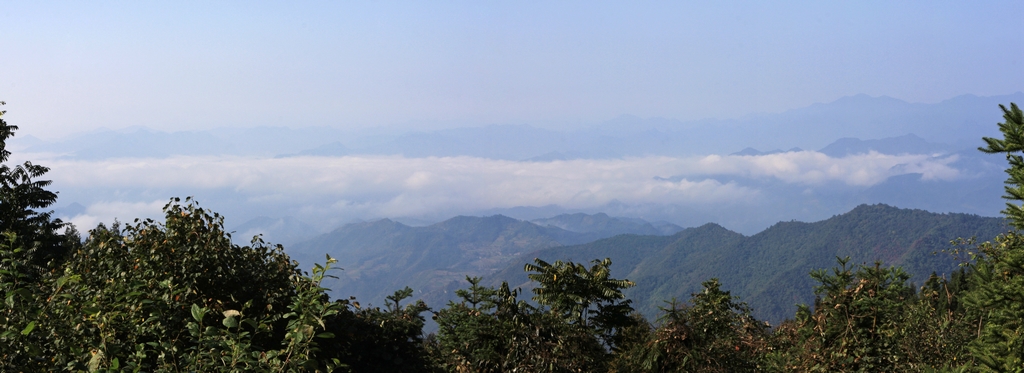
[969,102,1024,371]
[979,102,1024,229]
[612,279,766,373]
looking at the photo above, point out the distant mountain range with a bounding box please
[29,92,1019,251]
[16,92,1023,161]
[531,213,683,236]
[285,205,1006,325]
[816,134,956,157]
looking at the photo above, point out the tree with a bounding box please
[430,260,637,372]
[612,279,767,373]
[969,102,1024,371]
[324,286,433,373]
[525,257,637,350]
[979,102,1024,230]
[772,258,914,372]
[0,101,77,267]
[0,102,80,369]
[962,232,1024,372]
[1,195,445,371]
[37,198,314,370]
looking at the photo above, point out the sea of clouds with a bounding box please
[14,150,961,233]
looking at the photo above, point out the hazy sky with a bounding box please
[2,1,1021,139]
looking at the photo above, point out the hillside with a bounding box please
[286,213,679,309]
[488,204,1007,323]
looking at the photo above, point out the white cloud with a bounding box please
[66,200,166,230]
[688,151,959,186]
[33,151,961,223]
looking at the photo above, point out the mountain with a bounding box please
[730,147,804,156]
[409,93,994,159]
[356,124,571,160]
[531,212,683,236]
[817,134,955,157]
[53,202,87,220]
[27,127,231,159]
[285,204,1005,325]
[286,213,683,309]
[487,204,1007,323]
[26,92,1023,160]
[287,215,583,309]
[275,141,350,158]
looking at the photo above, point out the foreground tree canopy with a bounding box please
[2,101,1024,371]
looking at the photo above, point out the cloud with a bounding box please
[33,151,961,224]
[64,200,166,231]
[689,151,960,186]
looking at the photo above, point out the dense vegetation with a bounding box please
[2,101,1023,371]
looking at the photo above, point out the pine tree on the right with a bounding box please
[970,102,1024,372]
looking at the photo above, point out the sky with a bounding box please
[0,2,1021,236]
[2,1,1022,139]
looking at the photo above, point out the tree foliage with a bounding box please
[612,279,767,373]
[0,101,77,268]
[776,258,915,371]
[963,232,1024,372]
[430,261,636,372]
[0,101,81,369]
[980,102,1024,230]
[971,101,1024,371]
[525,257,637,349]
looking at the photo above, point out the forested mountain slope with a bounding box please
[489,204,1006,322]
[287,213,679,309]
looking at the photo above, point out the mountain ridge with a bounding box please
[287,212,685,309]
[17,92,1023,160]
[486,204,1006,323]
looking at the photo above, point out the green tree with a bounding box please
[3,195,429,372]
[431,260,636,372]
[525,257,637,350]
[0,102,81,369]
[896,270,978,369]
[772,258,914,372]
[613,279,767,373]
[65,198,300,367]
[968,102,1024,371]
[961,233,1024,372]
[324,286,433,373]
[0,101,77,268]
[980,102,1024,230]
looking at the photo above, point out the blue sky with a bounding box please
[2,1,1021,139]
